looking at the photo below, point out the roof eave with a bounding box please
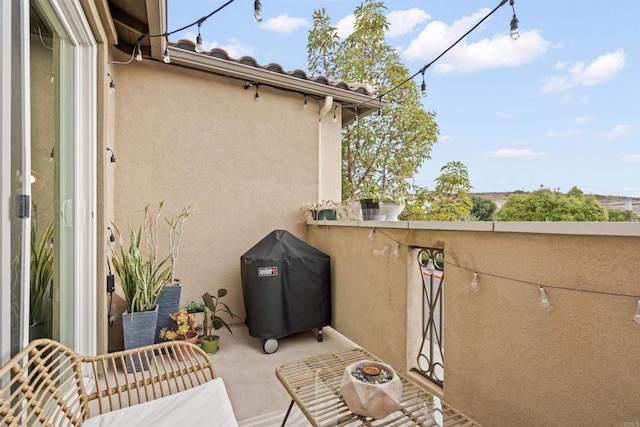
[167,46,384,126]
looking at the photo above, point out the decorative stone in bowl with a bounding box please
[340,360,402,419]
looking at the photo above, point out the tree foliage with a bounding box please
[495,188,609,221]
[470,195,497,221]
[307,1,439,199]
[426,161,473,221]
[607,208,637,222]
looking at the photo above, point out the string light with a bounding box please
[420,71,427,97]
[303,95,308,109]
[195,21,204,53]
[254,85,260,102]
[367,227,640,309]
[373,245,389,257]
[162,36,171,64]
[106,148,116,163]
[367,228,375,241]
[333,106,338,123]
[539,287,552,312]
[425,259,436,276]
[470,272,480,293]
[254,0,262,23]
[392,243,400,258]
[509,0,520,40]
[135,41,143,61]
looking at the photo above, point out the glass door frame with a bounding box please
[0,0,97,360]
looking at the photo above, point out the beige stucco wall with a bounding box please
[307,222,640,426]
[106,57,342,349]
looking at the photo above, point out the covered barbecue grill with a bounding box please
[240,230,331,353]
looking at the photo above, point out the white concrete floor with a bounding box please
[209,324,357,422]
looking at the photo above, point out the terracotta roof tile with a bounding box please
[172,39,377,97]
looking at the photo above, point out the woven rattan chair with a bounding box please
[0,338,218,426]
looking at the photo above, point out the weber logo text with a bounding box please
[258,267,278,277]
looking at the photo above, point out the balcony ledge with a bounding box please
[307,219,640,237]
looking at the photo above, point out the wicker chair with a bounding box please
[0,338,223,426]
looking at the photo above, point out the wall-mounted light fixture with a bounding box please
[107,227,116,243]
[107,73,116,93]
[106,148,116,163]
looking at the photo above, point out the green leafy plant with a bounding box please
[202,289,238,339]
[184,300,205,313]
[159,308,197,341]
[30,205,53,325]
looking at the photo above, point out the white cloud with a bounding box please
[183,32,254,58]
[497,112,513,120]
[623,154,640,162]
[439,135,453,143]
[402,9,550,73]
[573,115,590,125]
[599,124,632,140]
[546,128,584,137]
[483,148,545,159]
[259,14,308,34]
[386,9,430,37]
[336,14,355,39]
[541,49,626,93]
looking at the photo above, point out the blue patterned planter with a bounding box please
[154,284,182,344]
[122,305,159,373]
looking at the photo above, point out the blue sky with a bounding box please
[168,0,640,197]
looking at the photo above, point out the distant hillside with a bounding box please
[472,192,640,215]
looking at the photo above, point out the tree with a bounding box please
[307,1,439,199]
[607,208,637,222]
[495,188,608,221]
[426,161,473,221]
[470,195,497,221]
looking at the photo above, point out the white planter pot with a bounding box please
[379,203,405,221]
[340,360,402,419]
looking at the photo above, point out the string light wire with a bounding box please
[369,227,640,300]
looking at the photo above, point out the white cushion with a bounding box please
[82,378,238,427]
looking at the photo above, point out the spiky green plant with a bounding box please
[110,224,171,313]
[30,207,53,325]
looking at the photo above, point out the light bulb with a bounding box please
[135,45,143,61]
[253,0,262,22]
[49,71,54,83]
[510,15,520,40]
[303,96,308,108]
[633,300,640,326]
[373,245,388,257]
[367,228,375,241]
[539,287,552,312]
[254,87,259,103]
[333,111,337,123]
[425,259,436,276]
[392,243,400,258]
[470,272,480,293]
[109,81,116,94]
[421,80,427,97]
[195,34,204,53]
[162,48,171,64]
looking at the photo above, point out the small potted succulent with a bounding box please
[201,288,238,354]
[300,200,343,221]
[159,308,198,344]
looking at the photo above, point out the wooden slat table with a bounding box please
[276,347,479,426]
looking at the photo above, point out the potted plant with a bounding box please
[110,222,172,371]
[300,200,343,222]
[159,309,198,345]
[378,190,407,221]
[146,202,194,343]
[201,289,238,354]
[30,205,53,340]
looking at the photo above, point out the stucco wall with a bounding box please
[107,58,342,349]
[307,222,640,426]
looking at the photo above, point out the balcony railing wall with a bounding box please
[306,221,640,426]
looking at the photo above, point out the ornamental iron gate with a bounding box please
[414,248,445,387]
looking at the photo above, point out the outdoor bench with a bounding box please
[0,338,238,426]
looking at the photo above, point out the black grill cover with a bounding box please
[241,230,331,339]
